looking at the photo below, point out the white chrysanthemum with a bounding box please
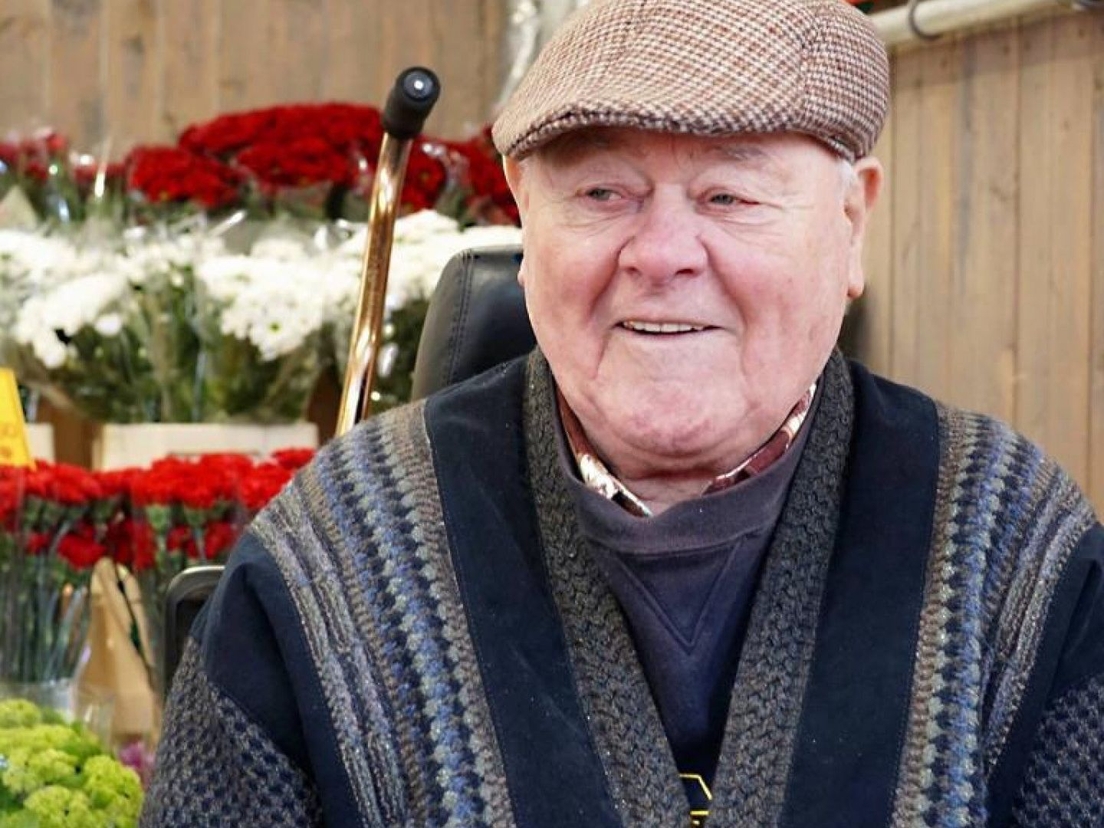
[197,257,330,361]
[124,234,225,285]
[326,214,522,314]
[251,236,310,261]
[13,271,129,366]
[94,313,124,337]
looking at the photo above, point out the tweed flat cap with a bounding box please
[493,0,889,162]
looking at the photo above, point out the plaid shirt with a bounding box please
[557,385,816,518]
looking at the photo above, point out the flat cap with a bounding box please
[493,0,889,162]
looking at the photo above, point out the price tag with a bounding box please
[0,368,34,468]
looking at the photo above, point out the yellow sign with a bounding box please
[0,368,34,468]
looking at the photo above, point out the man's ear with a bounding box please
[844,155,884,300]
[503,156,528,215]
[503,156,529,287]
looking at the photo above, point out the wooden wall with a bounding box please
[3,2,1103,514]
[858,7,1104,511]
[0,0,505,150]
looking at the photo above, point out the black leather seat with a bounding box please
[411,245,532,399]
[162,245,532,696]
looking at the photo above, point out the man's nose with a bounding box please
[617,195,708,284]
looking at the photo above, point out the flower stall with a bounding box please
[0,102,522,796]
[0,103,521,465]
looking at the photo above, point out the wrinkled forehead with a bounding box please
[533,128,776,166]
[523,127,846,190]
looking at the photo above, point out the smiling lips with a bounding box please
[620,320,709,334]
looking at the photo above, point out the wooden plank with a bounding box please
[910,36,960,401]
[1015,16,1052,455]
[103,0,159,147]
[1090,11,1104,511]
[266,0,326,103]
[424,0,496,137]
[1043,12,1094,489]
[855,104,894,374]
[948,24,1019,422]
[160,0,219,139]
[321,0,383,104]
[1016,12,1094,488]
[0,0,50,137]
[46,0,105,149]
[888,46,924,386]
[218,0,274,112]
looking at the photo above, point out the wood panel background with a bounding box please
[1,1,1102,514]
[859,6,1104,512]
[0,0,505,150]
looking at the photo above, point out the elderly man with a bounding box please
[143,0,1104,826]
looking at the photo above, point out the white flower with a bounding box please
[197,256,330,361]
[94,313,124,337]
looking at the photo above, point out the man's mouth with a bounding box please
[620,320,709,334]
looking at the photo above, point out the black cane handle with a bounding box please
[381,67,441,139]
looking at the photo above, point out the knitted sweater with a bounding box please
[142,352,1104,827]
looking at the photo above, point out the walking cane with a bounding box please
[336,67,441,436]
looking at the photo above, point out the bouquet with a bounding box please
[2,102,522,422]
[114,450,311,695]
[0,449,313,702]
[0,462,120,685]
[4,225,330,424]
[327,210,524,408]
[0,697,142,827]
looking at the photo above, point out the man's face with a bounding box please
[505,128,880,483]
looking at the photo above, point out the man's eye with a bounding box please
[584,187,618,202]
[708,193,744,206]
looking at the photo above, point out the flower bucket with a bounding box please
[0,678,114,746]
[90,422,318,470]
[25,423,54,462]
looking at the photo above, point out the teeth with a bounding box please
[622,320,705,334]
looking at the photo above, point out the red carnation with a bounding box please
[126,146,243,210]
[237,136,355,189]
[269,448,314,471]
[59,532,106,569]
[203,520,239,560]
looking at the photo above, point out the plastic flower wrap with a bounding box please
[0,697,143,827]
[191,229,339,422]
[0,462,115,684]
[330,210,524,409]
[5,221,338,424]
[2,104,522,419]
[115,450,310,695]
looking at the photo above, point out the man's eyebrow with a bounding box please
[704,143,772,166]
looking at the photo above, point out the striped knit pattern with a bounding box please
[522,350,854,828]
[251,402,515,827]
[889,407,1097,828]
[709,352,853,827]
[142,643,321,827]
[524,354,688,826]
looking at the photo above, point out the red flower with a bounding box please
[180,103,385,162]
[240,463,293,512]
[166,524,197,557]
[111,519,154,572]
[24,532,50,555]
[203,520,239,560]
[269,448,314,471]
[444,135,519,225]
[126,146,243,209]
[399,143,449,212]
[237,136,355,189]
[58,531,105,569]
[0,141,18,168]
